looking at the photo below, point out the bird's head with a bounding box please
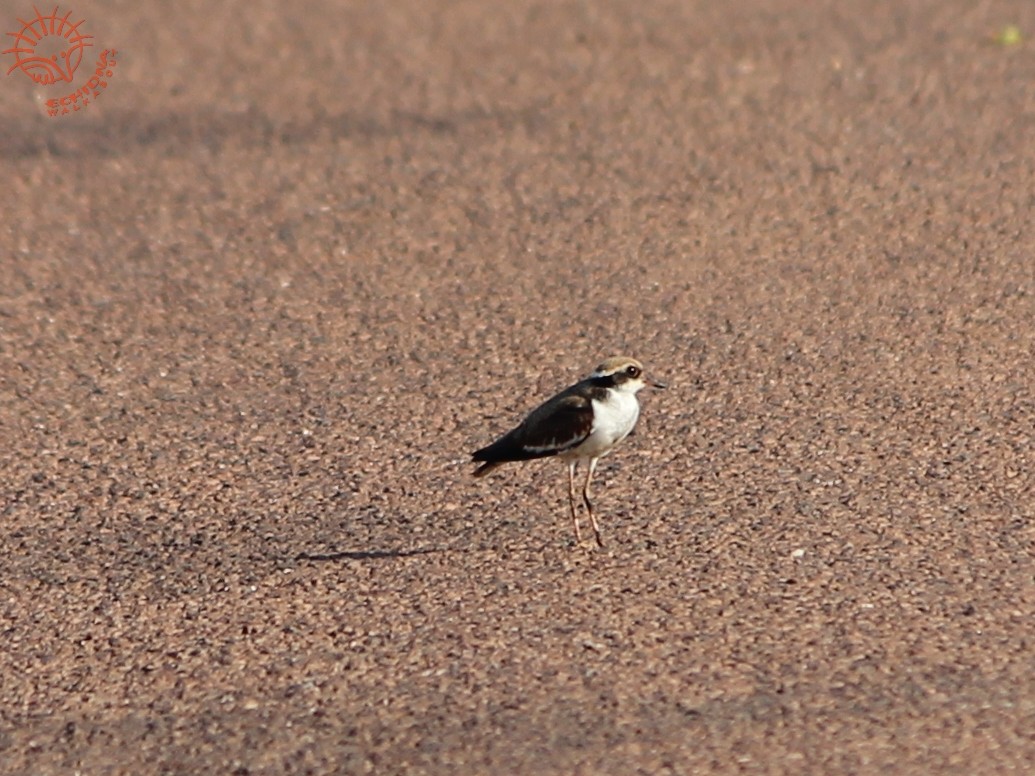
[590,356,667,393]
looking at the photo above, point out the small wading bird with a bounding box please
[471,356,666,547]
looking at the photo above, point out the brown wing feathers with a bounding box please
[472,392,593,476]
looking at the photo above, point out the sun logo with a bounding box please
[4,5,93,85]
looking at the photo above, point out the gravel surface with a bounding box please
[2,0,1035,773]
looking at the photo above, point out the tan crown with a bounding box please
[591,356,644,376]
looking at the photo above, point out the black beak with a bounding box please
[647,378,667,389]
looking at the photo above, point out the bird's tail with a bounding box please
[473,460,504,478]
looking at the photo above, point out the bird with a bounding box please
[471,356,666,547]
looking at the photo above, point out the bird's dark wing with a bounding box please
[472,391,594,464]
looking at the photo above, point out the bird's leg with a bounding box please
[583,458,603,547]
[567,460,582,544]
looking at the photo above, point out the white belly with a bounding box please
[565,391,640,460]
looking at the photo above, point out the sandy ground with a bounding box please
[2,0,1035,773]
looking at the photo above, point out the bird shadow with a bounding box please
[295,547,445,562]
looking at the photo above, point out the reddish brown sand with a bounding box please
[2,0,1035,773]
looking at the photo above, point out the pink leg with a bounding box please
[567,460,582,544]
[583,458,603,547]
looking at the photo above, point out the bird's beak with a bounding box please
[647,377,667,389]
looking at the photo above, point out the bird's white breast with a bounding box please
[571,389,640,459]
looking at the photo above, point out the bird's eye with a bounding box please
[627,365,640,377]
